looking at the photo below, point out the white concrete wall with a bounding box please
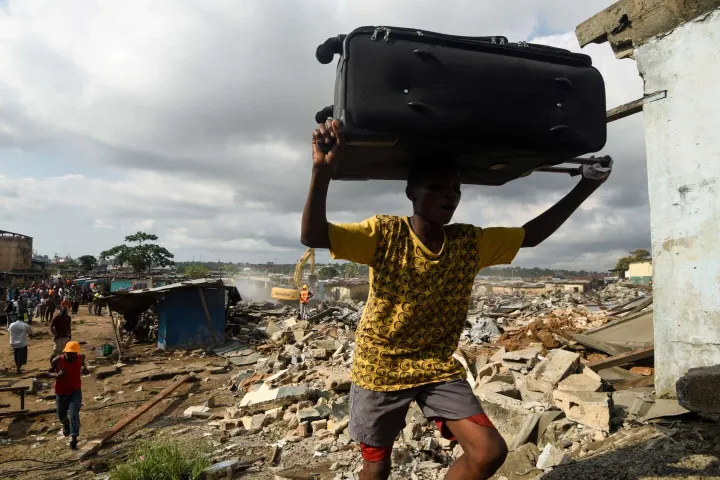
[626,261,652,277]
[637,8,720,398]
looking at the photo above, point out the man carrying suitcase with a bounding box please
[301,120,611,480]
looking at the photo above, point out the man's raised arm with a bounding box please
[301,119,345,248]
[521,162,612,248]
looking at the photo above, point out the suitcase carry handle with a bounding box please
[536,156,613,176]
[316,35,347,64]
[315,106,334,124]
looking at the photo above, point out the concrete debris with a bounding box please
[676,364,720,414]
[553,390,613,432]
[501,345,542,372]
[198,284,669,478]
[536,443,568,469]
[526,349,580,394]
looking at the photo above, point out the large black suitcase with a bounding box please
[315,26,607,185]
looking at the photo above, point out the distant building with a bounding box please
[626,260,652,285]
[0,230,33,271]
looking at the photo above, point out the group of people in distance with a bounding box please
[6,281,93,450]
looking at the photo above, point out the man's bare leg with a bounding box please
[444,418,508,480]
[360,457,392,480]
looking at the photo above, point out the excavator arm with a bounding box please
[272,248,316,302]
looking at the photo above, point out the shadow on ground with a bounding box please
[542,422,720,480]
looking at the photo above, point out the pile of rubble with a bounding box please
[190,284,683,479]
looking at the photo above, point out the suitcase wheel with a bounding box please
[315,106,334,124]
[315,35,346,64]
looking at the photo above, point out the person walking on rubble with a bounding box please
[301,120,612,480]
[44,295,56,324]
[50,307,72,362]
[299,284,313,320]
[49,341,89,450]
[8,316,32,374]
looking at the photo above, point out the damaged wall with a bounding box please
[637,8,720,398]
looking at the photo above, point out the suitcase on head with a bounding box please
[315,26,607,185]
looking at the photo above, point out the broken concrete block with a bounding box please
[308,348,328,359]
[477,391,537,447]
[292,330,307,344]
[95,365,120,379]
[337,433,352,446]
[403,422,422,442]
[265,407,283,419]
[266,320,282,336]
[536,443,568,469]
[490,347,506,363]
[501,345,542,371]
[183,405,209,418]
[508,411,543,451]
[676,365,720,414]
[311,419,327,432]
[476,381,521,400]
[495,442,540,477]
[241,414,267,432]
[297,405,332,423]
[557,372,602,392]
[326,374,351,393]
[526,349,580,394]
[512,371,548,404]
[218,419,242,432]
[224,407,243,420]
[328,417,350,435]
[552,390,612,432]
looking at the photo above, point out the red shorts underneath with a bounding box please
[360,413,495,461]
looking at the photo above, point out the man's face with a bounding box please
[408,170,462,225]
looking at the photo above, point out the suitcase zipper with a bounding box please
[357,26,590,66]
[370,27,392,42]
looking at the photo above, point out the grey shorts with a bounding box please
[349,379,486,447]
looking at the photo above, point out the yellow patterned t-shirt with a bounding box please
[328,215,524,392]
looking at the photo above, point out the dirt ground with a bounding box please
[1,309,719,480]
[0,309,351,480]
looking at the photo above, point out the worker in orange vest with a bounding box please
[299,285,313,320]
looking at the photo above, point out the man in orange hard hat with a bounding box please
[49,341,89,450]
[299,284,313,320]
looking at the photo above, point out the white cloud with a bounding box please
[0,0,650,269]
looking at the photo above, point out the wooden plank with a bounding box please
[77,374,190,459]
[0,386,29,393]
[576,0,720,55]
[625,296,654,316]
[588,346,655,372]
[198,287,219,347]
[606,97,646,123]
[0,409,29,418]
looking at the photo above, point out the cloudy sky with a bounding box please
[0,0,649,270]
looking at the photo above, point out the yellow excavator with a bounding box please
[271,248,317,302]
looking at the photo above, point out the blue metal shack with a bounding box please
[157,284,225,349]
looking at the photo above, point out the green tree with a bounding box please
[343,262,360,279]
[77,255,98,271]
[614,249,651,273]
[318,265,339,280]
[185,264,210,279]
[100,232,175,273]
